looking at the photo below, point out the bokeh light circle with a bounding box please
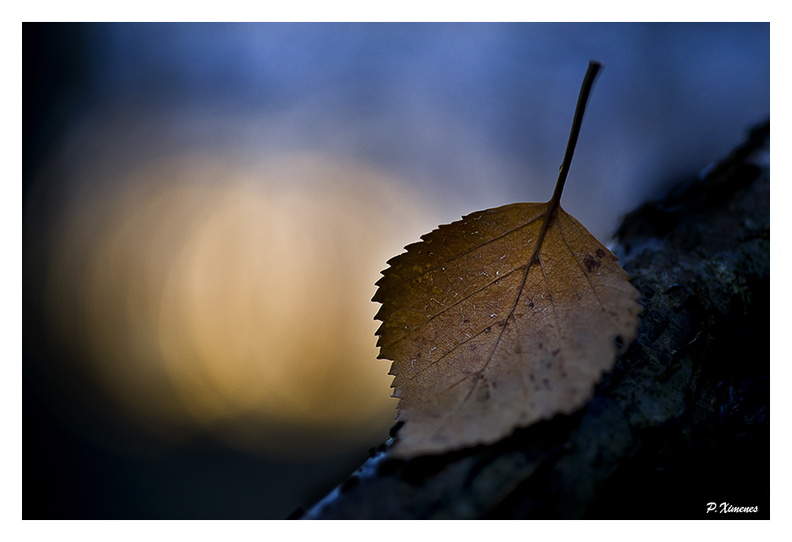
[44,152,433,457]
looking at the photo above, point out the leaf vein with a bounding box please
[404,320,506,379]
[538,252,564,377]
[378,209,545,293]
[380,264,526,348]
[557,213,625,331]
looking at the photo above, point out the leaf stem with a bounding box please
[528,61,602,268]
[483,62,605,378]
[549,60,603,209]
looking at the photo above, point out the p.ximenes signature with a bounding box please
[706,502,759,514]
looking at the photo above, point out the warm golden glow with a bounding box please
[45,152,433,457]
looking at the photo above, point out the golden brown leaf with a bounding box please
[373,202,639,456]
[372,62,640,457]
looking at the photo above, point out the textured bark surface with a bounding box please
[299,121,770,520]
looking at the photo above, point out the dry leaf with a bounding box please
[372,62,640,457]
[373,202,640,456]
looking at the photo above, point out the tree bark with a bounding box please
[299,121,770,520]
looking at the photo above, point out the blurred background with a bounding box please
[23,23,769,518]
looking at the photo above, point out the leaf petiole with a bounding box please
[529,60,603,267]
[549,60,603,210]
